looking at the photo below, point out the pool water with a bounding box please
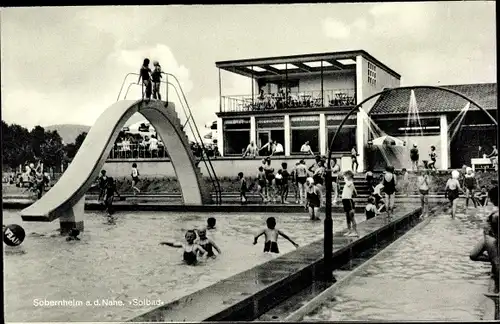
[302,203,495,321]
[3,209,348,322]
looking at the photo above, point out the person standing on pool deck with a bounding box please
[305,177,321,221]
[138,58,152,101]
[295,159,309,206]
[97,170,108,203]
[151,61,163,100]
[160,230,207,266]
[290,162,300,204]
[342,170,359,237]
[257,166,267,203]
[253,217,299,254]
[428,146,437,170]
[331,157,341,205]
[279,162,290,204]
[383,165,397,219]
[418,170,430,218]
[351,146,359,173]
[104,177,121,224]
[238,172,248,204]
[131,163,140,195]
[263,158,276,202]
[464,167,478,209]
[445,170,463,219]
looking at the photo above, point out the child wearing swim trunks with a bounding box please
[257,166,267,203]
[131,163,140,195]
[151,61,163,100]
[342,170,359,237]
[238,172,248,204]
[160,230,207,265]
[275,170,284,201]
[279,163,290,204]
[207,217,216,230]
[418,170,430,218]
[104,177,121,224]
[295,160,309,206]
[445,170,463,219]
[365,196,378,221]
[400,168,409,196]
[428,146,437,170]
[290,162,300,203]
[97,169,108,203]
[195,228,221,258]
[253,217,299,254]
[464,167,477,209]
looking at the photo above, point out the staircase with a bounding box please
[337,174,372,197]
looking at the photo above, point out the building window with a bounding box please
[367,61,377,86]
[256,117,285,156]
[223,118,251,155]
[326,114,357,152]
[290,115,320,154]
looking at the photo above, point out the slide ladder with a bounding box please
[117,73,222,205]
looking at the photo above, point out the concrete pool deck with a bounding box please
[128,206,423,322]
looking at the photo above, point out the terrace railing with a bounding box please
[220,88,356,113]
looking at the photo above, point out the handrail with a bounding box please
[117,72,222,204]
[164,73,222,205]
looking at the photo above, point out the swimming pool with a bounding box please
[3,209,349,322]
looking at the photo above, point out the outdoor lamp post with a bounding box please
[322,85,497,283]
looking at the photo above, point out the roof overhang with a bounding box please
[215,50,401,80]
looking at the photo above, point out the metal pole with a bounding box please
[219,68,222,112]
[251,66,254,108]
[321,61,324,107]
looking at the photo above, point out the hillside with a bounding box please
[44,124,91,144]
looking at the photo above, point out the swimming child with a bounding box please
[207,217,216,230]
[131,162,140,195]
[280,163,290,204]
[238,172,248,204]
[160,230,207,265]
[195,228,221,258]
[253,217,299,253]
[342,170,359,237]
[464,167,477,209]
[151,61,163,100]
[257,166,267,203]
[383,165,397,219]
[418,170,430,218]
[306,177,321,221]
[445,170,463,219]
[365,196,378,221]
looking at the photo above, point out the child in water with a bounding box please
[445,170,463,219]
[160,230,207,265]
[195,228,221,258]
[253,217,299,254]
[365,196,378,221]
[207,217,216,230]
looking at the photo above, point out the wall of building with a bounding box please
[359,55,401,110]
[296,71,356,93]
[102,156,354,179]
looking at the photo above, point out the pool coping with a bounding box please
[126,206,422,322]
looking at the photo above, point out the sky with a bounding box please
[1,2,496,132]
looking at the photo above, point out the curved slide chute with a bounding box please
[21,100,211,223]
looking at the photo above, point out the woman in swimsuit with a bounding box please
[295,160,309,206]
[160,230,207,265]
[306,177,321,221]
[138,58,152,101]
[253,217,299,254]
[463,167,477,209]
[445,170,463,219]
[383,165,397,219]
[195,228,221,258]
[417,170,430,218]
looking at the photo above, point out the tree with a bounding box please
[65,131,88,160]
[2,121,33,170]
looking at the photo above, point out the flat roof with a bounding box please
[215,50,401,80]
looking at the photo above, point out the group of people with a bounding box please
[12,161,51,199]
[139,58,163,101]
[409,144,438,171]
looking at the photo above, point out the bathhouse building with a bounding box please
[215,50,401,171]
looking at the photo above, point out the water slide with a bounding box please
[21,100,212,223]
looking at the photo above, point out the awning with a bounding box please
[371,135,406,147]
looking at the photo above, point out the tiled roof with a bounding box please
[369,83,497,115]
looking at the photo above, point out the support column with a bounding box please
[250,116,256,144]
[319,113,326,155]
[284,114,291,156]
[440,114,449,170]
[356,112,365,172]
[59,195,85,235]
[217,117,224,157]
